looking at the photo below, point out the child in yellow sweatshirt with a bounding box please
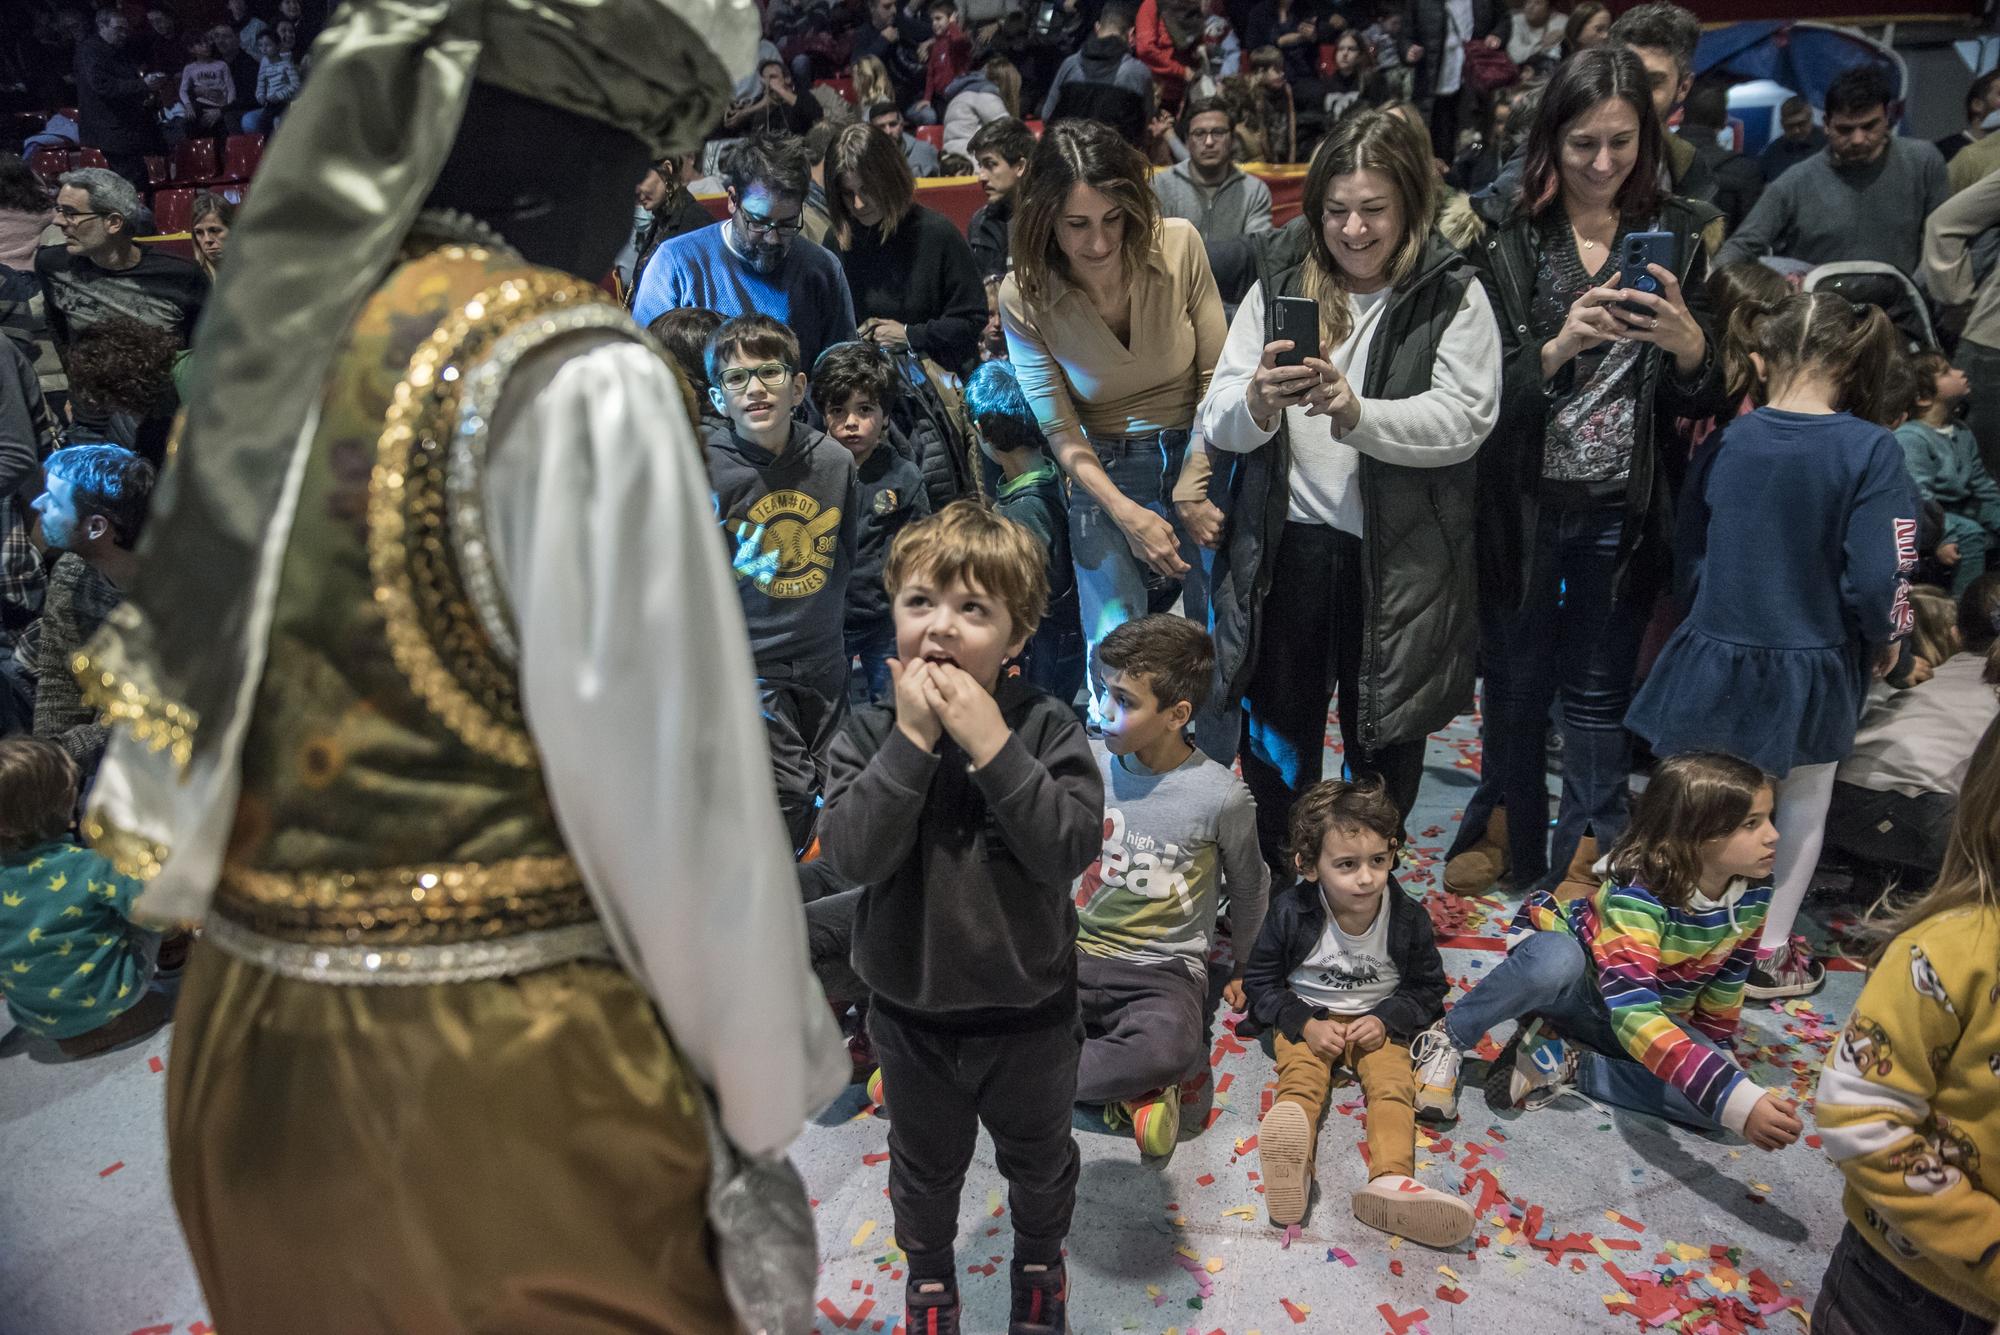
[1813,715,2000,1332]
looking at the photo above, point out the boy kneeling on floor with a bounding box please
[1243,778,1474,1246]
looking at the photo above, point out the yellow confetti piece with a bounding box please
[1438,1264,1460,1282]
[1603,1209,1622,1223]
[1752,1183,1772,1193]
[850,1220,876,1248]
[988,1189,1004,1214]
[1205,1257,1225,1274]
[1389,1235,1403,1249]
[1222,1205,1260,1221]
[1417,1159,1435,1169]
[1590,1238,1618,1262]
[1146,1284,1162,1299]
[1176,1244,1202,1262]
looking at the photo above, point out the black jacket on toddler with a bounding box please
[1241,881,1448,1044]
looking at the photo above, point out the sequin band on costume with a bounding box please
[202,910,615,985]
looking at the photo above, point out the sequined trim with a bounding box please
[369,271,617,767]
[448,303,641,667]
[73,651,198,768]
[214,853,593,946]
[203,911,614,985]
[80,813,171,881]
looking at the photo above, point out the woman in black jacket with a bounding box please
[1186,110,1503,877]
[1445,47,1726,897]
[824,121,988,373]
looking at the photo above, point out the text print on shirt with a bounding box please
[1076,806,1197,920]
[731,490,844,598]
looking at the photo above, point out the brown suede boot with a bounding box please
[1553,836,1602,903]
[1442,806,1509,895]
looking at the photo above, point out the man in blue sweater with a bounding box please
[633,133,859,369]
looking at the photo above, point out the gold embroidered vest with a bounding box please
[209,242,642,983]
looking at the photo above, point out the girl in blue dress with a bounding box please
[1626,291,1918,1003]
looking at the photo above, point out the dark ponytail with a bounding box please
[1746,291,1901,422]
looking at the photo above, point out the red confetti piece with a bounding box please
[1376,1302,1432,1334]
[129,1327,173,1335]
[1390,1259,1404,1275]
[99,1161,125,1178]
[1280,1298,1309,1323]
[1435,1285,1468,1304]
[1610,1211,1644,1232]
[1806,1134,1823,1149]
[148,1056,164,1073]
[862,1152,890,1166]
[1196,1174,1215,1186]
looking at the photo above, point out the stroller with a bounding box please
[1802,260,1938,354]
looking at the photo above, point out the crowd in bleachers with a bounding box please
[4,1,2000,1331]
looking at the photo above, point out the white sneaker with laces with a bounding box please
[1506,1019,1585,1111]
[1409,1019,1462,1122]
[1743,935,1826,1001]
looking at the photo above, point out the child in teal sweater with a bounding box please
[0,738,169,1055]
[1897,352,2000,596]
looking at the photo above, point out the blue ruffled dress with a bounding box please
[1625,408,1918,777]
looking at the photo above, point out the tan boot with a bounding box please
[1442,806,1509,896]
[1554,836,1601,903]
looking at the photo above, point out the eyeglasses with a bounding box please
[737,206,805,237]
[716,361,793,392]
[53,206,103,223]
[1186,127,1233,142]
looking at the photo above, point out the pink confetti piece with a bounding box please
[99,1161,124,1178]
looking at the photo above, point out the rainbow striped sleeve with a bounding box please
[1581,885,1772,1134]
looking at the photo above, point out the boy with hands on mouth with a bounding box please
[816,500,1104,1335]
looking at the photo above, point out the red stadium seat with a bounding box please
[170,138,219,184]
[69,147,108,171]
[151,187,196,235]
[1318,43,1338,79]
[915,123,944,151]
[219,132,264,182]
[143,154,169,186]
[816,76,855,105]
[26,146,67,184]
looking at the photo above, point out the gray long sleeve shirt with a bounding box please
[1715,137,1949,275]
[1150,162,1274,244]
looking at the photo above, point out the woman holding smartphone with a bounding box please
[1444,46,1725,898]
[1000,119,1227,673]
[1195,109,1502,876]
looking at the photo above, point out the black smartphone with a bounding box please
[1271,295,1318,367]
[1618,230,1677,316]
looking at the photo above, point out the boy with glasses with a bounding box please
[705,314,863,854]
[633,134,859,370]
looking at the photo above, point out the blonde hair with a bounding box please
[1299,109,1439,352]
[1908,586,1962,665]
[884,499,1049,639]
[853,55,894,111]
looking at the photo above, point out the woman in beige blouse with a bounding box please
[998,118,1228,683]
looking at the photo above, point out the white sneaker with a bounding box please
[1258,1101,1314,1227]
[1352,1173,1476,1248]
[1409,1019,1462,1122]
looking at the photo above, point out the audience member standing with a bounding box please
[74,9,167,187]
[210,25,262,133]
[35,170,207,362]
[1717,67,1948,275]
[633,135,858,371]
[1412,0,1503,163]
[966,117,1033,281]
[1678,78,1764,235]
[1627,292,1915,1000]
[245,27,301,133]
[1042,4,1156,123]
[1447,48,1725,898]
[1192,111,1500,870]
[1925,162,2000,481]
[1758,95,1825,183]
[177,31,235,136]
[1506,0,1565,77]
[1000,119,1226,681]
[824,123,987,372]
[913,0,972,124]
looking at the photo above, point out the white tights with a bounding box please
[1759,761,1839,953]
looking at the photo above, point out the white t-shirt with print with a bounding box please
[1287,892,1400,1016]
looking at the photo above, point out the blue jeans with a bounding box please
[847,619,897,706]
[1441,930,1735,1134]
[1454,504,1646,887]
[1067,430,1201,680]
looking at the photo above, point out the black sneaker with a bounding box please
[1009,1260,1068,1334]
[905,1276,961,1335]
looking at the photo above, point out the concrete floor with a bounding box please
[0,712,1864,1335]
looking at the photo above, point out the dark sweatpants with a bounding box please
[756,652,849,854]
[1811,1224,1989,1335]
[868,1002,1081,1280]
[1075,952,1206,1104]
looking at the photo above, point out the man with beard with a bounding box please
[634,132,858,371]
[75,0,846,1329]
[1717,65,1948,276]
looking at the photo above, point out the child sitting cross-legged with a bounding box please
[816,499,1104,1335]
[0,738,171,1057]
[1244,778,1474,1247]
[1075,614,1268,1158]
[1410,753,1807,1160]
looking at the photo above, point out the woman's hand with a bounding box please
[1542,278,1627,378]
[1114,502,1191,578]
[1245,341,1321,427]
[1300,356,1362,435]
[1606,264,1705,373]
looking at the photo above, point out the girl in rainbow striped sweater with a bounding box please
[1406,753,1806,1154]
